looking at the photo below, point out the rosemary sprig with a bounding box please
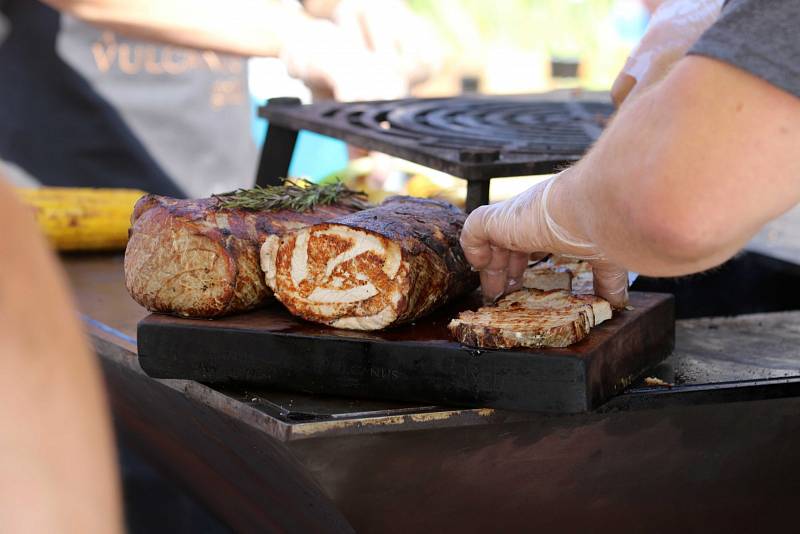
[213,179,370,212]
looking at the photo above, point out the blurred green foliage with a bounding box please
[408,0,619,57]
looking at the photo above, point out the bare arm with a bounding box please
[551,55,800,277]
[460,55,800,305]
[41,0,311,57]
[39,0,414,101]
[0,180,122,533]
[302,0,340,19]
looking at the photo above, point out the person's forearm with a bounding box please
[551,56,800,277]
[0,180,122,533]
[302,0,341,19]
[42,0,310,57]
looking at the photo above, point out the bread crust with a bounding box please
[449,315,591,349]
[124,194,354,318]
[262,196,478,330]
[448,289,612,349]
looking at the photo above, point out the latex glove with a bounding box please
[611,0,723,106]
[460,173,629,309]
[333,0,443,87]
[280,17,408,102]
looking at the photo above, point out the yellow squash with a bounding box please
[16,187,146,251]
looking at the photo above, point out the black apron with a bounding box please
[0,0,184,196]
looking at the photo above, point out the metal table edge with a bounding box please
[85,314,800,442]
[85,319,518,442]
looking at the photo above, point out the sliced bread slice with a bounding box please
[448,289,612,349]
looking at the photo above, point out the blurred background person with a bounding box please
[0,0,652,202]
[0,0,438,198]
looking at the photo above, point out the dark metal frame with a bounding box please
[255,96,612,211]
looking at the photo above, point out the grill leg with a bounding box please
[256,124,299,187]
[466,181,490,212]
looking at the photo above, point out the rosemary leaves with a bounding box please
[213,179,369,212]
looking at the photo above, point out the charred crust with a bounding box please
[449,322,516,349]
[321,196,478,305]
[447,290,605,349]
[266,197,476,330]
[125,195,357,318]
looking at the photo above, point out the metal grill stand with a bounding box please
[256,95,613,211]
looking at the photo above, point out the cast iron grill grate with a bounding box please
[256,96,614,210]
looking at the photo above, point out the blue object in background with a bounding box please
[252,107,349,182]
[611,0,649,45]
[288,129,349,181]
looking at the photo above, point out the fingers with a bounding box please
[461,205,530,303]
[461,185,629,309]
[460,205,506,303]
[505,251,530,294]
[460,205,494,270]
[611,72,636,108]
[591,261,630,310]
[611,72,636,107]
[479,246,509,305]
[462,200,557,303]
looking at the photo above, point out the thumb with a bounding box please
[590,261,629,310]
[611,71,636,107]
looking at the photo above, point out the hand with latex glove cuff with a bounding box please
[280,16,408,102]
[611,0,723,107]
[459,173,630,309]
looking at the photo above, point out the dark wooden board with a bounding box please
[137,292,674,413]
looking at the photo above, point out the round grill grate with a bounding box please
[335,98,612,156]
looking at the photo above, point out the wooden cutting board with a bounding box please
[137,291,674,413]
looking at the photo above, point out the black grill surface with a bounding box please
[256,95,614,210]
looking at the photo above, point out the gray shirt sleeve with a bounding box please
[688,0,800,99]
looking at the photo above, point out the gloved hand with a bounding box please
[460,173,629,309]
[280,16,409,102]
[611,0,723,106]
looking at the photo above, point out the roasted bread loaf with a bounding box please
[124,194,356,318]
[448,289,612,349]
[261,196,478,330]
